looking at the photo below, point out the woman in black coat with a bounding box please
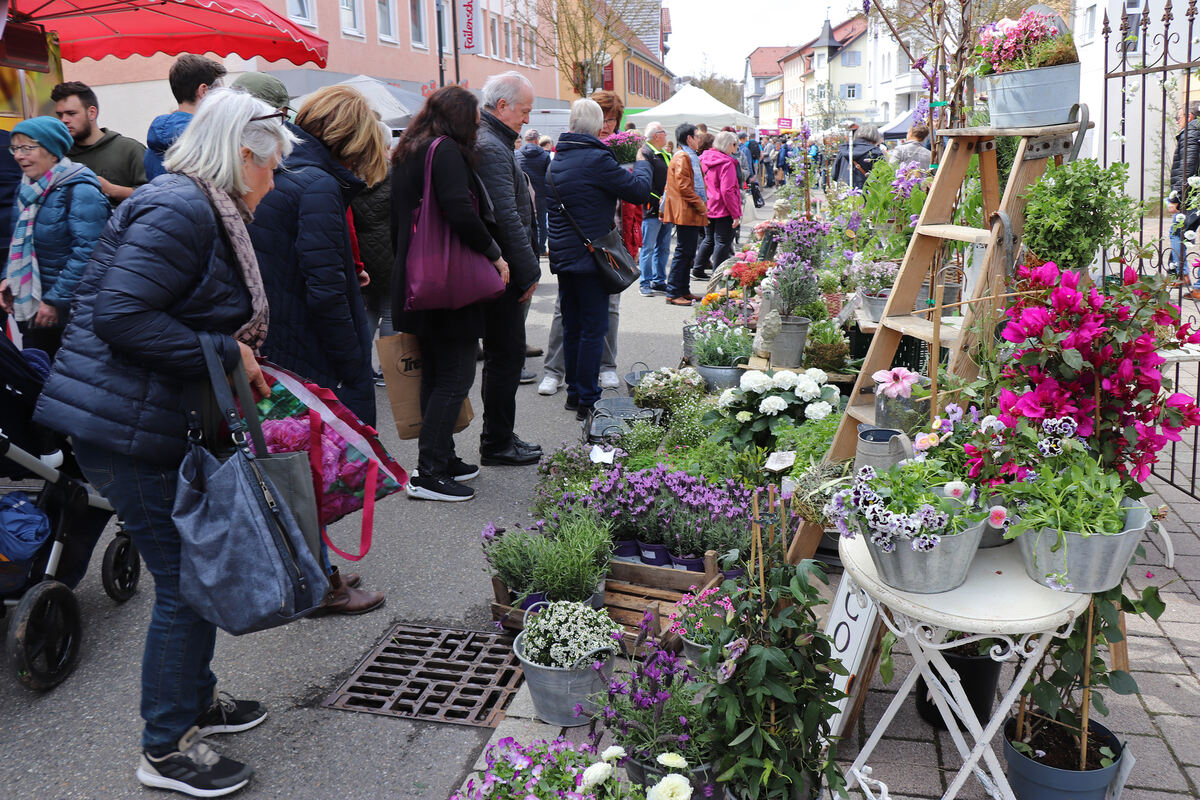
[391,85,509,503]
[248,86,388,431]
[35,89,295,797]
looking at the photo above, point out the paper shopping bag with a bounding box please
[376,333,473,440]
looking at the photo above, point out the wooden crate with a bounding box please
[489,554,722,654]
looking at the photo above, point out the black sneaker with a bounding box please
[195,693,267,736]
[576,406,592,422]
[137,727,253,797]
[564,396,579,411]
[448,457,480,481]
[406,473,475,502]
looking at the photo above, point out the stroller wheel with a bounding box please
[6,580,82,690]
[101,532,140,602]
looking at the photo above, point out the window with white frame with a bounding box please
[517,24,525,62]
[436,1,449,51]
[528,28,536,65]
[490,15,499,57]
[817,83,826,99]
[378,0,396,40]
[1080,4,1097,44]
[340,0,363,34]
[504,20,512,60]
[816,52,826,68]
[410,0,426,46]
[288,0,315,24]
[841,83,859,99]
[841,50,861,67]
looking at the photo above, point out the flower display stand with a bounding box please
[828,116,1093,462]
[490,555,722,655]
[838,534,1092,800]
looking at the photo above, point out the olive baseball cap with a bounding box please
[232,72,292,112]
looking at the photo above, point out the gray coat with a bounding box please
[888,140,931,170]
[475,111,540,293]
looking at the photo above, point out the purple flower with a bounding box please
[862,0,870,14]
[912,55,928,72]
[913,96,930,125]
[945,403,964,423]
[725,637,749,660]
[716,659,737,684]
[481,521,498,542]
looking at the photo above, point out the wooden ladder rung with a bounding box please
[915,223,991,245]
[846,403,877,426]
[936,121,1092,138]
[880,314,963,346]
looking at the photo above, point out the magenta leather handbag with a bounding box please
[404,136,505,311]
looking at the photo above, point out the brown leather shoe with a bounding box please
[1191,289,1200,301]
[666,296,693,306]
[343,572,361,588]
[316,567,384,615]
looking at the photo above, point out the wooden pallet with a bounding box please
[489,555,723,654]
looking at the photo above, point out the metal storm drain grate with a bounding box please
[322,623,523,728]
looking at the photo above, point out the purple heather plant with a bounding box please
[891,160,930,200]
[452,735,642,799]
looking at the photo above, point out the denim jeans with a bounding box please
[536,202,549,255]
[559,272,611,408]
[639,216,674,290]
[73,438,216,756]
[668,225,702,299]
[416,333,478,476]
[541,293,619,379]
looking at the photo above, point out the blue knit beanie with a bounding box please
[12,116,73,159]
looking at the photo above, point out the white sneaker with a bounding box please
[599,371,620,389]
[537,376,561,395]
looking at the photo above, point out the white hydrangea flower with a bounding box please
[735,410,753,422]
[803,367,828,385]
[793,376,821,402]
[739,370,773,393]
[647,773,692,800]
[771,370,799,390]
[717,388,738,408]
[805,401,833,420]
[759,396,788,415]
[581,762,614,789]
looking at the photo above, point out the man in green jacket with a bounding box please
[52,81,147,207]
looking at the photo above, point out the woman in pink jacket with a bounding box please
[697,130,743,275]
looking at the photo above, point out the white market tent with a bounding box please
[294,74,416,128]
[625,84,755,130]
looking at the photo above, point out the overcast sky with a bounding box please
[663,0,858,79]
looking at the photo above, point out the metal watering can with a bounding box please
[853,425,915,475]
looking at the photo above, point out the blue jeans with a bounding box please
[639,216,674,290]
[559,272,610,408]
[73,439,217,755]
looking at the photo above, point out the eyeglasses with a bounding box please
[8,144,41,155]
[249,111,287,124]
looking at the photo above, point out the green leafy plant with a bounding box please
[532,510,613,602]
[703,556,848,799]
[774,412,842,465]
[632,366,706,420]
[803,319,850,373]
[705,369,840,450]
[1022,159,1142,272]
[481,526,541,596]
[795,298,829,322]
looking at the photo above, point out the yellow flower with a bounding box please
[701,292,721,305]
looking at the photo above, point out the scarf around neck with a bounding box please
[189,175,269,351]
[6,159,74,322]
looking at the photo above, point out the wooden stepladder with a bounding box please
[827,118,1091,462]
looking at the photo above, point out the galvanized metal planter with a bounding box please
[513,631,614,727]
[1016,500,1150,593]
[769,316,811,368]
[863,518,986,594]
[861,291,889,323]
[696,362,745,392]
[982,62,1081,128]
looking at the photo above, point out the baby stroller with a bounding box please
[1,335,140,690]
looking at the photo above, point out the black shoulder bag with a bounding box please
[547,169,638,295]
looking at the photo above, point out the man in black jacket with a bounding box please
[475,71,543,465]
[1167,101,1200,296]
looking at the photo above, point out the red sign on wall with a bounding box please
[777,117,793,128]
[602,61,614,91]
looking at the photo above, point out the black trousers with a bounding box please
[668,225,702,299]
[693,222,715,274]
[480,289,527,452]
[16,320,64,360]
[416,333,477,477]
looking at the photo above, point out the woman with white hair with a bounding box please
[545,98,651,419]
[35,88,299,798]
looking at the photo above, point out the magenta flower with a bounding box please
[873,367,921,399]
[988,506,1008,527]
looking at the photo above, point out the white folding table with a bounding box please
[838,535,1092,800]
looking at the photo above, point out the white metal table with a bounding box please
[838,535,1092,800]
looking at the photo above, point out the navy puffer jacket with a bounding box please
[9,161,109,313]
[248,123,375,427]
[34,174,250,466]
[546,133,652,275]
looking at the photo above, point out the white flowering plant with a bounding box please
[519,601,623,669]
[704,368,840,449]
[692,320,753,367]
[633,367,706,419]
[452,736,646,799]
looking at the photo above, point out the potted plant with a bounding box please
[513,600,622,727]
[590,627,717,794]
[1004,582,1165,799]
[818,270,844,317]
[605,130,645,168]
[846,253,898,322]
[453,736,648,799]
[1021,159,1142,272]
[990,421,1150,593]
[825,459,990,594]
[803,318,850,373]
[973,8,1080,127]
[533,510,613,607]
[481,524,545,609]
[704,369,840,451]
[633,367,707,423]
[871,366,930,435]
[667,584,734,664]
[692,321,753,391]
[703,557,848,799]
